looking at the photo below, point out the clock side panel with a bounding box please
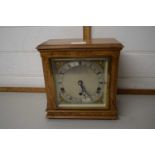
[108,52,120,111]
[41,55,57,110]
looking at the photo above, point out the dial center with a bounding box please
[62,65,98,99]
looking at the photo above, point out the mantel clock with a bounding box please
[37,38,123,119]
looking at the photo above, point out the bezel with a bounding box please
[50,58,110,109]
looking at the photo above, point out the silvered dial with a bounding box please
[56,61,105,104]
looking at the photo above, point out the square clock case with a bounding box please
[37,38,123,119]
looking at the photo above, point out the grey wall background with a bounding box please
[0,26,155,128]
[0,26,155,88]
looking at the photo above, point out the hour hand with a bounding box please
[78,80,85,95]
[78,80,84,87]
[78,80,90,98]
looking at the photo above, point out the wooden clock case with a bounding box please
[37,38,123,119]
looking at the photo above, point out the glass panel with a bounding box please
[51,58,110,108]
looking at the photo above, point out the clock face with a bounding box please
[51,58,109,108]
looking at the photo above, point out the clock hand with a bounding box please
[78,80,86,95]
[78,80,92,100]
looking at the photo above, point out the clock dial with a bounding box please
[51,58,109,108]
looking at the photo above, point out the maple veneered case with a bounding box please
[37,27,123,119]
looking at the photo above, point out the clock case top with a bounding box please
[37,38,123,51]
[37,38,123,119]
